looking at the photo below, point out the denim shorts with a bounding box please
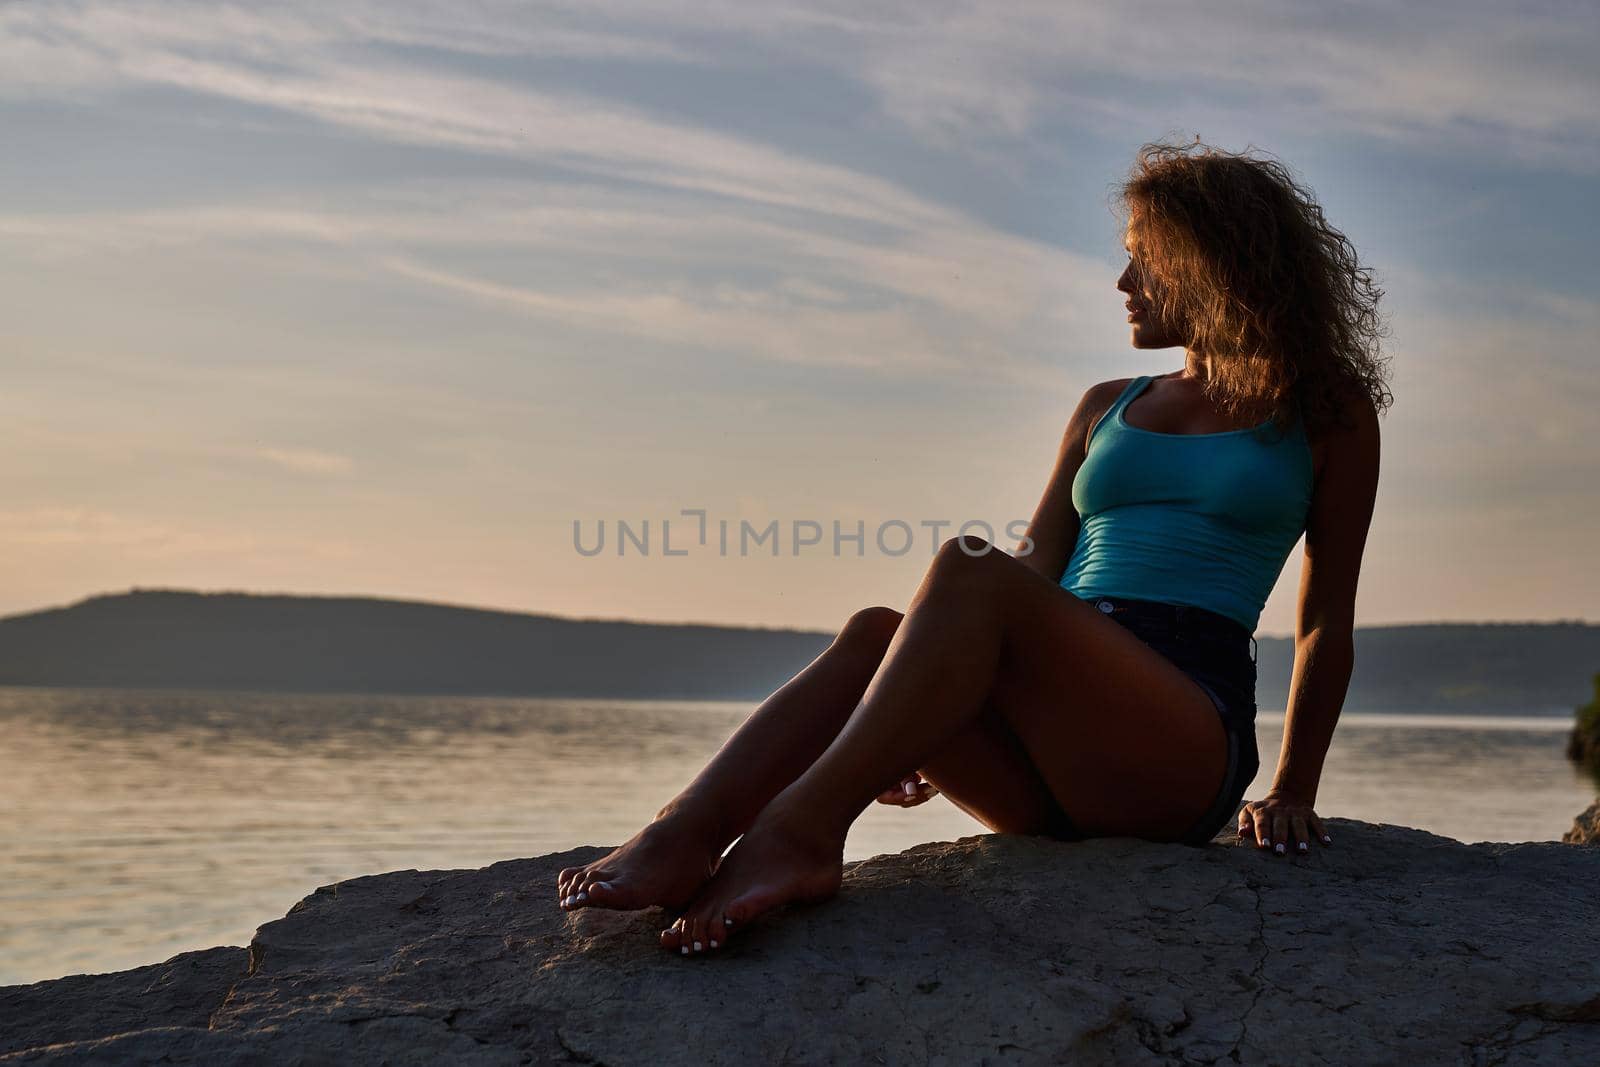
[1060,595,1261,846]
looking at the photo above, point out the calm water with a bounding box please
[1,686,1592,986]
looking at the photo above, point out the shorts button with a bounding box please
[1096,600,1114,613]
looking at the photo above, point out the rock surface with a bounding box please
[1567,799,1600,845]
[4,821,1599,1066]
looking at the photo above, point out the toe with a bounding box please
[659,918,685,953]
[687,913,708,955]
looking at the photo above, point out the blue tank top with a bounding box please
[1058,374,1314,633]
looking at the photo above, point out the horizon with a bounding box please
[8,585,1596,640]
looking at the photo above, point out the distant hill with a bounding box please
[0,590,1594,713]
[0,591,833,701]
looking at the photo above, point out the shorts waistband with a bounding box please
[1088,595,1257,663]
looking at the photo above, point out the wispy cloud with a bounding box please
[252,447,355,477]
[5,1,1595,169]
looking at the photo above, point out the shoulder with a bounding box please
[1064,377,1138,455]
[1075,376,1139,422]
[1308,389,1381,485]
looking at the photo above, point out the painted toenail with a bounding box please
[575,892,587,902]
[595,881,611,891]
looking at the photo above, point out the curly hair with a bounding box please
[1116,139,1393,442]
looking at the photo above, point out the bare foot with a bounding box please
[659,811,843,956]
[556,811,725,913]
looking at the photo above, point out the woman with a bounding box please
[556,140,1389,956]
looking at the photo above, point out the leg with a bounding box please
[664,537,1228,952]
[558,606,902,912]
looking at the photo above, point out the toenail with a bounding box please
[562,896,572,906]
[595,881,611,891]
[575,892,587,902]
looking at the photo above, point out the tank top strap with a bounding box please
[1089,375,1151,446]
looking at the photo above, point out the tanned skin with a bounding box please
[553,222,1381,956]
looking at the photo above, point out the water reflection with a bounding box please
[0,688,1592,987]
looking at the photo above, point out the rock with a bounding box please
[1566,800,1600,845]
[4,822,1599,1065]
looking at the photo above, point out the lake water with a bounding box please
[1,686,1593,987]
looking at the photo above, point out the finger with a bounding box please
[1251,808,1271,849]
[1236,804,1253,840]
[1290,815,1310,855]
[1308,812,1331,846]
[1270,813,1289,855]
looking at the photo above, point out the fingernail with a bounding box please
[1322,835,1333,845]
[1274,843,1285,855]
[724,917,734,926]
[709,940,718,948]
[1297,842,1308,853]
[680,945,688,956]
[905,781,917,795]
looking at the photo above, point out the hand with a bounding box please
[876,773,940,808]
[1237,793,1332,856]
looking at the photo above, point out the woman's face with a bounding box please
[1117,225,1185,350]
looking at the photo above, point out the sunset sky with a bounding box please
[2,1,1596,636]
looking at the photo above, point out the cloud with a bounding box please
[0,507,260,555]
[252,447,355,477]
[5,0,1596,171]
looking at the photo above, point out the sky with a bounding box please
[1,0,1597,637]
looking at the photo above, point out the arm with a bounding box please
[1014,379,1130,582]
[1242,396,1381,851]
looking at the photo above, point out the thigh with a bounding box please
[855,607,1073,836]
[979,556,1230,841]
[916,705,1076,836]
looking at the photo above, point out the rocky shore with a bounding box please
[4,821,1599,1065]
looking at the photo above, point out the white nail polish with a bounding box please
[575,892,587,902]
[1297,842,1308,853]
[681,945,688,955]
[905,781,916,795]
[1274,843,1285,855]
[724,917,734,926]
[595,881,611,891]
[693,941,702,951]
[709,940,718,948]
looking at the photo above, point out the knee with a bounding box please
[931,535,1004,580]
[836,605,902,652]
